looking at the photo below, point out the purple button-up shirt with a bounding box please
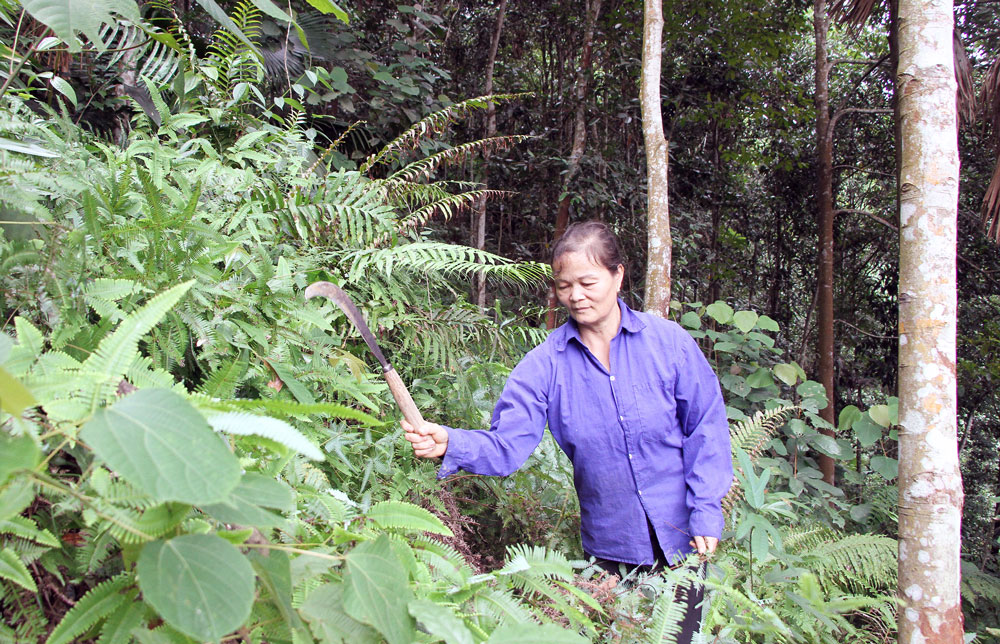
[438,300,733,565]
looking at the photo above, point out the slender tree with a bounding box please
[814,0,837,484]
[641,0,671,315]
[896,0,964,640]
[545,0,602,328]
[472,0,508,310]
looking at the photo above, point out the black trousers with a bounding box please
[586,521,705,644]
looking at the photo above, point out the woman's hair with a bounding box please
[550,221,624,271]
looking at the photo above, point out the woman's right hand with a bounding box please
[402,419,449,459]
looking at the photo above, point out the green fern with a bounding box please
[789,529,897,593]
[962,561,1000,609]
[0,548,35,592]
[44,572,133,644]
[0,517,59,548]
[96,599,146,644]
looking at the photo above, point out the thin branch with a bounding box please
[831,52,891,116]
[835,318,895,340]
[829,58,888,65]
[830,107,894,132]
[834,208,897,230]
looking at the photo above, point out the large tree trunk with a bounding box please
[472,0,507,311]
[896,0,963,640]
[641,0,671,316]
[545,0,602,329]
[814,0,837,485]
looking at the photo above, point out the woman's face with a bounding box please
[552,250,624,330]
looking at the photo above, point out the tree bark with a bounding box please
[814,0,837,485]
[896,0,963,640]
[641,0,671,316]
[545,0,602,328]
[472,0,507,311]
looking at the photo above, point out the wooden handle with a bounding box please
[383,367,425,427]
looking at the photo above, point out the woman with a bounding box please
[404,221,732,640]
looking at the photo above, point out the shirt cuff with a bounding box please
[687,507,724,539]
[436,425,464,479]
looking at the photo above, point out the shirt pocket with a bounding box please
[632,380,680,446]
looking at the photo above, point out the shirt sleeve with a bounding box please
[437,350,550,479]
[673,328,733,539]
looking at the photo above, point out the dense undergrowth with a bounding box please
[1,2,999,642]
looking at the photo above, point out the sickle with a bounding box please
[304,281,425,428]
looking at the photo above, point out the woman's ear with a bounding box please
[614,264,625,290]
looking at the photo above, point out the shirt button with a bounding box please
[637,490,643,496]
[619,415,624,421]
[610,375,616,381]
[628,453,633,459]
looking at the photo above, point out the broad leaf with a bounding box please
[19,0,139,52]
[772,363,798,386]
[408,599,474,644]
[870,456,898,480]
[203,473,293,528]
[852,415,882,447]
[868,404,892,427]
[300,582,379,643]
[486,623,588,643]
[302,0,349,22]
[137,534,254,641]
[81,389,240,505]
[679,311,701,329]
[837,405,862,432]
[0,367,37,416]
[732,310,759,334]
[0,432,40,484]
[705,301,734,325]
[343,535,415,644]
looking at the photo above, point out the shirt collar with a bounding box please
[553,298,647,351]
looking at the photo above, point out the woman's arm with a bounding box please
[673,328,734,543]
[403,350,552,479]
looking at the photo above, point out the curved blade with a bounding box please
[304,281,390,371]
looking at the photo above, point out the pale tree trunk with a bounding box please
[472,0,507,310]
[545,0,602,328]
[896,0,963,640]
[814,0,837,485]
[641,0,671,316]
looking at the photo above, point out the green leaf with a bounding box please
[679,311,701,329]
[46,573,131,644]
[81,389,241,505]
[191,0,261,55]
[300,582,380,643]
[0,547,36,591]
[745,368,775,389]
[0,432,40,484]
[49,76,77,107]
[870,456,898,480]
[303,0,349,22]
[266,360,316,404]
[837,405,862,432]
[810,434,842,458]
[251,550,310,639]
[852,415,882,447]
[486,623,588,643]
[772,363,798,386]
[366,500,453,536]
[757,315,780,332]
[705,301,734,324]
[208,412,323,460]
[203,473,293,528]
[19,0,139,52]
[248,0,292,22]
[869,404,891,428]
[0,366,37,417]
[137,534,254,641]
[0,136,60,156]
[887,397,899,424]
[343,535,415,644]
[733,310,759,334]
[0,516,59,547]
[408,599,474,644]
[0,480,34,521]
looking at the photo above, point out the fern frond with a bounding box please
[386,135,534,184]
[207,411,324,460]
[0,548,35,592]
[792,531,897,593]
[96,599,145,644]
[962,561,1000,609]
[79,281,194,410]
[195,395,381,425]
[730,404,796,458]
[0,517,59,548]
[361,94,532,173]
[390,190,511,238]
[643,580,687,644]
[44,573,133,644]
